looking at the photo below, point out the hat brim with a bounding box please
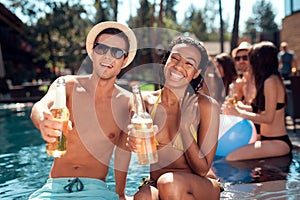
[86,21,137,69]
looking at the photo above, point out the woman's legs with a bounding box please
[157,172,220,200]
[226,139,291,161]
[134,185,159,200]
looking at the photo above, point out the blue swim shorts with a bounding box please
[28,177,118,200]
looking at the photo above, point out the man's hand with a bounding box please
[39,111,72,143]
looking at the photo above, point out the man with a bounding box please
[29,21,137,199]
[231,41,256,105]
[278,41,298,80]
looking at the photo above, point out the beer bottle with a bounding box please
[131,84,158,165]
[46,77,69,158]
[225,82,237,104]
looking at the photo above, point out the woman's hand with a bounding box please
[180,93,199,128]
[221,101,240,116]
[126,124,158,152]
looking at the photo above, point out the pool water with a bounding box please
[0,104,300,199]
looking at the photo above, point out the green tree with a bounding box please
[183,6,208,41]
[94,0,117,22]
[7,0,93,77]
[27,2,92,77]
[128,0,153,27]
[254,0,278,32]
[203,0,219,34]
[164,0,177,22]
[244,0,278,40]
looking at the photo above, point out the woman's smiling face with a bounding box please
[164,43,201,89]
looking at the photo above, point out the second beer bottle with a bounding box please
[131,84,158,165]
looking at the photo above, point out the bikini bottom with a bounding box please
[260,135,293,153]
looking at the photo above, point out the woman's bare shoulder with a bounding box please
[264,75,282,88]
[197,93,220,111]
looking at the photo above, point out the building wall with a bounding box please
[281,12,300,70]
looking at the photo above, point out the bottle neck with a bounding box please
[53,78,66,108]
[228,83,236,97]
[132,85,146,115]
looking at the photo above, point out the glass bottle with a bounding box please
[225,82,237,104]
[46,77,70,158]
[131,84,158,165]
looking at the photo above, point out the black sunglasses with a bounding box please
[93,43,128,59]
[234,55,248,61]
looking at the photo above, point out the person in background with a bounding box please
[200,58,225,105]
[29,21,137,200]
[231,41,256,105]
[222,41,292,161]
[232,41,259,133]
[214,52,238,101]
[128,36,221,200]
[278,42,298,80]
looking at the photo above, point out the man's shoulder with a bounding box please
[60,75,88,86]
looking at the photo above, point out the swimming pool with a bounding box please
[0,104,300,199]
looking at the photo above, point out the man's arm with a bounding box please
[30,78,63,142]
[114,131,131,200]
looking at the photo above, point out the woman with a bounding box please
[200,59,225,105]
[214,52,237,97]
[222,41,292,161]
[128,36,221,199]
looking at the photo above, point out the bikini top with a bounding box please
[150,90,197,151]
[251,102,285,113]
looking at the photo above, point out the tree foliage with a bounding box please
[22,1,92,76]
[164,0,177,22]
[128,0,151,27]
[183,6,208,41]
[254,0,278,32]
[244,0,278,41]
[6,0,276,79]
[94,0,117,22]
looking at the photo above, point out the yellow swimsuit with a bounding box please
[150,90,198,151]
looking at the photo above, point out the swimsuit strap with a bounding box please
[150,90,162,146]
[150,89,162,120]
[151,89,197,151]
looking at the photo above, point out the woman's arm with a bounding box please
[179,94,220,176]
[224,76,278,124]
[236,101,253,112]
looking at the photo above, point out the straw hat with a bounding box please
[231,41,252,58]
[86,21,137,68]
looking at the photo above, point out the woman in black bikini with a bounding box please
[222,41,292,161]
